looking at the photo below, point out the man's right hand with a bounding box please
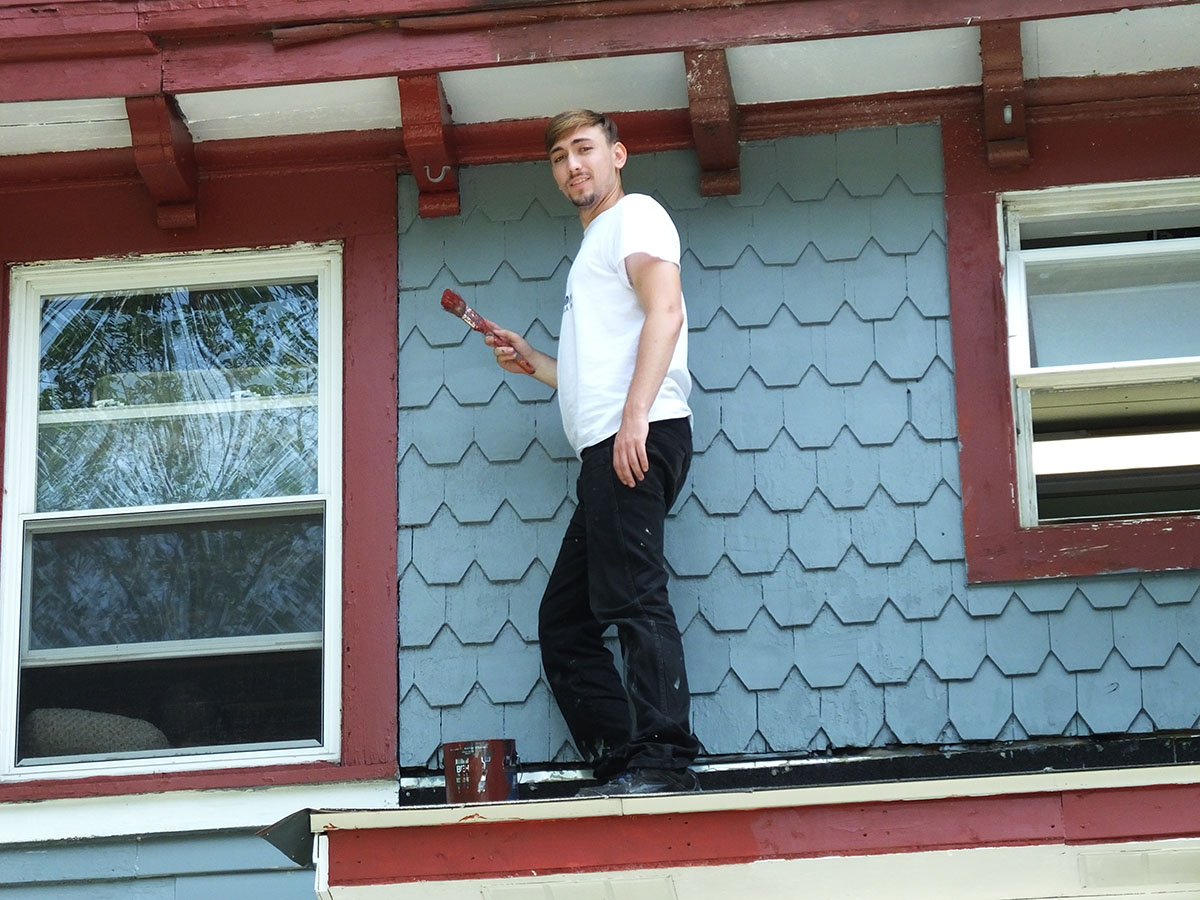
[484,327,558,387]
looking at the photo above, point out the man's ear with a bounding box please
[613,140,628,170]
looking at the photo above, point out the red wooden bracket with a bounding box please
[685,49,741,196]
[979,21,1030,168]
[398,74,459,218]
[125,94,198,228]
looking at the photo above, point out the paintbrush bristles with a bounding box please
[440,288,467,316]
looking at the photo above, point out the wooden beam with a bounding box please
[685,49,741,196]
[125,94,199,229]
[397,74,459,217]
[127,0,1200,39]
[0,55,161,103]
[158,0,1200,95]
[979,21,1029,168]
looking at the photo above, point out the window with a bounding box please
[1002,180,1200,526]
[1,245,342,777]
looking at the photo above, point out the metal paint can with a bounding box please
[442,738,519,803]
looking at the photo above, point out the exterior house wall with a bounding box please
[0,831,310,899]
[396,123,1200,772]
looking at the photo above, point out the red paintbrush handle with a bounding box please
[440,289,536,374]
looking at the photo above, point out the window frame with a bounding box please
[1002,182,1200,527]
[944,110,1200,583]
[1,244,344,780]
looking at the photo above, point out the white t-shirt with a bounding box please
[558,193,692,456]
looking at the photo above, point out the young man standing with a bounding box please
[485,109,700,795]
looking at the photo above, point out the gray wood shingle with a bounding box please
[1012,657,1077,736]
[1048,591,1115,673]
[1077,651,1142,734]
[884,662,950,744]
[820,667,886,747]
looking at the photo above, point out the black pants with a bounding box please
[539,416,700,779]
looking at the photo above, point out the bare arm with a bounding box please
[485,327,558,389]
[612,251,685,488]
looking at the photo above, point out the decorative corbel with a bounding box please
[684,49,741,196]
[979,21,1029,168]
[125,94,198,229]
[398,74,459,218]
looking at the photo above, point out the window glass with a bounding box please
[1025,251,1200,368]
[26,514,323,652]
[36,283,319,512]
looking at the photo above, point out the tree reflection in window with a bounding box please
[36,282,319,512]
[28,514,323,651]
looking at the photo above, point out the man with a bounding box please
[484,109,700,795]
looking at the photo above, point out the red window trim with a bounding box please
[943,109,1200,583]
[0,155,399,801]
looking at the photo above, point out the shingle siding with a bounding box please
[0,833,309,899]
[395,124,1200,770]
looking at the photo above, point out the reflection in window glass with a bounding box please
[36,283,319,511]
[27,514,323,651]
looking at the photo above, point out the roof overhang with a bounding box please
[4,0,1200,223]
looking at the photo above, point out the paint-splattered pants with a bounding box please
[539,416,700,779]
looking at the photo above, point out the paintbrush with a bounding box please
[440,289,537,374]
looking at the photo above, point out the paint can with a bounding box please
[442,738,519,803]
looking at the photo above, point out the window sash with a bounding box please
[1005,191,1200,526]
[1,246,344,779]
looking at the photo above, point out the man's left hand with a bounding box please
[613,413,650,487]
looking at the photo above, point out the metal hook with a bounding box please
[424,164,452,184]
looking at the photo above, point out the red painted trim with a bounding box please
[979,22,1029,167]
[340,225,400,768]
[328,793,1068,885]
[0,762,396,805]
[125,0,1200,38]
[0,154,398,800]
[125,94,199,229]
[2,68,1196,187]
[197,130,407,173]
[0,55,162,104]
[1064,784,1200,844]
[4,0,1192,98]
[0,31,156,63]
[944,108,1200,582]
[397,74,460,217]
[323,782,1200,886]
[685,49,741,196]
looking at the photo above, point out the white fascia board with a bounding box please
[176,78,402,142]
[726,28,982,105]
[0,779,397,845]
[1023,5,1200,79]
[0,98,131,156]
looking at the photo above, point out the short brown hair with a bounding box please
[544,109,620,155]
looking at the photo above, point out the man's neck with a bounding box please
[579,184,625,229]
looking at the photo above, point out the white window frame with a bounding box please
[1,243,344,780]
[1002,178,1200,526]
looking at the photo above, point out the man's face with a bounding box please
[549,124,627,213]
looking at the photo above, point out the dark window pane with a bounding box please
[27,513,323,651]
[17,650,322,763]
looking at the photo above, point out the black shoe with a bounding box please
[575,767,700,797]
